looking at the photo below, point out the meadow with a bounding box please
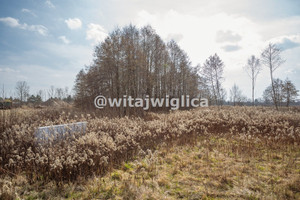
[0,106,299,199]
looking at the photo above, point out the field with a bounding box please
[0,107,300,199]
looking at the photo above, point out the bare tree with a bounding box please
[1,84,5,100]
[64,87,69,99]
[283,78,299,107]
[15,81,30,103]
[43,89,48,101]
[37,90,44,102]
[74,25,199,113]
[244,55,261,106]
[55,88,64,99]
[74,69,88,108]
[230,84,247,106]
[261,43,285,110]
[219,88,227,105]
[198,73,212,101]
[263,78,284,106]
[202,53,225,105]
[48,85,55,99]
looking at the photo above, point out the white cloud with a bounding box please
[0,17,19,27]
[86,23,108,45]
[58,36,71,44]
[258,16,300,41]
[21,8,37,17]
[30,25,48,36]
[0,17,48,36]
[45,0,55,8]
[221,44,241,52]
[166,33,183,43]
[0,67,20,73]
[268,34,300,50]
[134,10,262,65]
[216,30,242,43]
[65,18,82,30]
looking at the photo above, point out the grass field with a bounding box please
[0,106,300,199]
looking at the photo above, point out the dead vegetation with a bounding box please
[0,106,300,199]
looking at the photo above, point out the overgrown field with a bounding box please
[0,107,300,199]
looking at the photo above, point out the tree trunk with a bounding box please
[270,68,278,110]
[252,70,255,106]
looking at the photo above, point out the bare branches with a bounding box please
[201,53,225,105]
[230,84,247,106]
[261,43,285,110]
[244,55,261,105]
[74,25,200,112]
[261,43,285,73]
[15,81,30,103]
[245,55,261,80]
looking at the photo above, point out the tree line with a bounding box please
[74,25,200,115]
[0,82,73,106]
[2,25,297,111]
[263,78,298,107]
[74,25,299,113]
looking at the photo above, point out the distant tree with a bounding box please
[198,75,212,102]
[37,90,44,102]
[282,78,299,107]
[48,85,55,99]
[263,86,273,104]
[230,84,247,106]
[244,55,261,106]
[27,95,35,104]
[1,84,5,100]
[263,78,299,107]
[263,78,284,106]
[28,94,42,105]
[55,88,64,100]
[65,95,73,103]
[36,95,42,103]
[74,69,88,108]
[15,81,30,103]
[64,87,69,99]
[219,88,227,105]
[74,25,200,113]
[202,53,225,105]
[261,43,285,110]
[255,98,264,105]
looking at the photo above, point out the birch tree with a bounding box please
[244,55,261,106]
[261,43,285,110]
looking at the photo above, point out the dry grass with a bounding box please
[1,135,299,199]
[0,106,300,199]
[81,137,299,200]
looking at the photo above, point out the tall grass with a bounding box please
[0,107,299,183]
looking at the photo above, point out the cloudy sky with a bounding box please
[0,0,299,99]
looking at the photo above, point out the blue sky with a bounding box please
[0,0,300,100]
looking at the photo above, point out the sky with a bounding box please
[0,0,299,100]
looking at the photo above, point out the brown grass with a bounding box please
[0,106,300,199]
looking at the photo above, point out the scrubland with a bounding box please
[0,106,299,199]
